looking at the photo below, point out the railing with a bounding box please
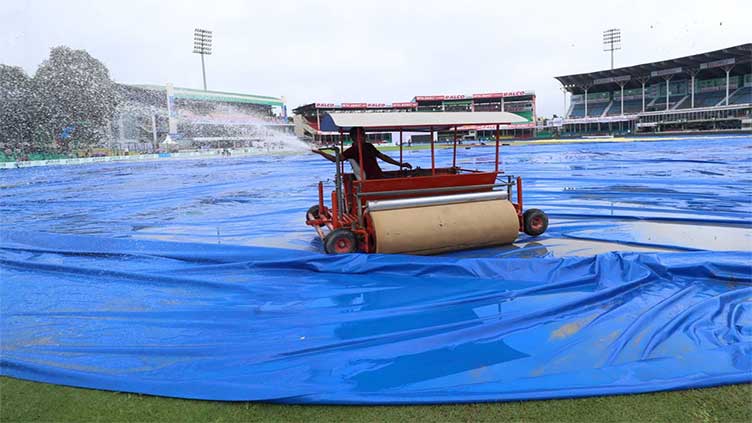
[638,102,750,117]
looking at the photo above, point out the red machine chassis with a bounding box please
[306,122,544,254]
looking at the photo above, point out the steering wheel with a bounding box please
[398,167,418,178]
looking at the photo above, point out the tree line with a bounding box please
[0,46,120,157]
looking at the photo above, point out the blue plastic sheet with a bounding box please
[1,136,750,253]
[1,135,751,403]
[1,231,750,403]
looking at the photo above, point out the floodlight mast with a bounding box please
[193,28,213,90]
[603,28,621,70]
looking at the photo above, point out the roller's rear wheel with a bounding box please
[324,228,358,254]
[306,205,325,227]
[523,208,548,237]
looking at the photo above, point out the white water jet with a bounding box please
[114,99,313,154]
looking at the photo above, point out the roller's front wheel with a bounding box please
[324,228,359,254]
[523,208,548,237]
[306,205,325,227]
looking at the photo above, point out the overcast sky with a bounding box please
[1,0,750,117]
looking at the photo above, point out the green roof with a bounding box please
[130,84,284,107]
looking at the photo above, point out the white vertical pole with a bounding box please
[201,54,207,91]
[563,89,567,118]
[665,78,670,110]
[620,84,624,115]
[725,69,731,105]
[691,74,695,108]
[584,89,588,116]
[641,82,646,112]
[501,97,505,112]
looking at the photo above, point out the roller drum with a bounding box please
[369,199,519,255]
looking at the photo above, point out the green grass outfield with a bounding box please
[1,377,749,422]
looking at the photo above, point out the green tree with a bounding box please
[0,65,33,156]
[30,46,120,152]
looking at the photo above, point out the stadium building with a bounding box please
[553,43,751,136]
[292,102,416,145]
[112,84,290,152]
[293,91,536,145]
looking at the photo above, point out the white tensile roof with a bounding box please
[325,111,528,131]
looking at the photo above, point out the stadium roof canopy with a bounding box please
[556,43,752,94]
[129,84,284,107]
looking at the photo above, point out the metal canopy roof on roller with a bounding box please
[321,111,528,132]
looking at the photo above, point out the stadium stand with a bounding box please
[694,91,728,107]
[646,95,687,111]
[585,102,609,117]
[729,86,752,105]
[607,99,643,115]
[552,43,752,135]
[293,91,537,143]
[569,103,585,117]
[674,97,693,110]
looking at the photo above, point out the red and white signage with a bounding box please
[315,102,416,110]
[341,103,368,108]
[414,95,471,101]
[414,91,531,101]
[414,95,447,101]
[471,91,528,99]
[314,91,533,109]
[341,103,391,108]
[456,122,536,130]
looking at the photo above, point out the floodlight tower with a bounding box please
[603,28,621,70]
[193,28,213,91]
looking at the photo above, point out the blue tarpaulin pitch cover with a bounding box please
[1,136,751,403]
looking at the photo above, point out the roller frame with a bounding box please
[305,122,543,254]
[307,174,526,254]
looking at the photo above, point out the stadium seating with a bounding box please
[595,88,749,112]
[568,101,610,117]
[555,44,751,135]
[565,90,743,116]
[674,96,693,109]
[729,86,752,105]
[585,102,608,117]
[645,95,683,111]
[568,103,585,117]
[671,96,689,109]
[607,99,643,115]
[693,90,727,107]
[645,101,664,112]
